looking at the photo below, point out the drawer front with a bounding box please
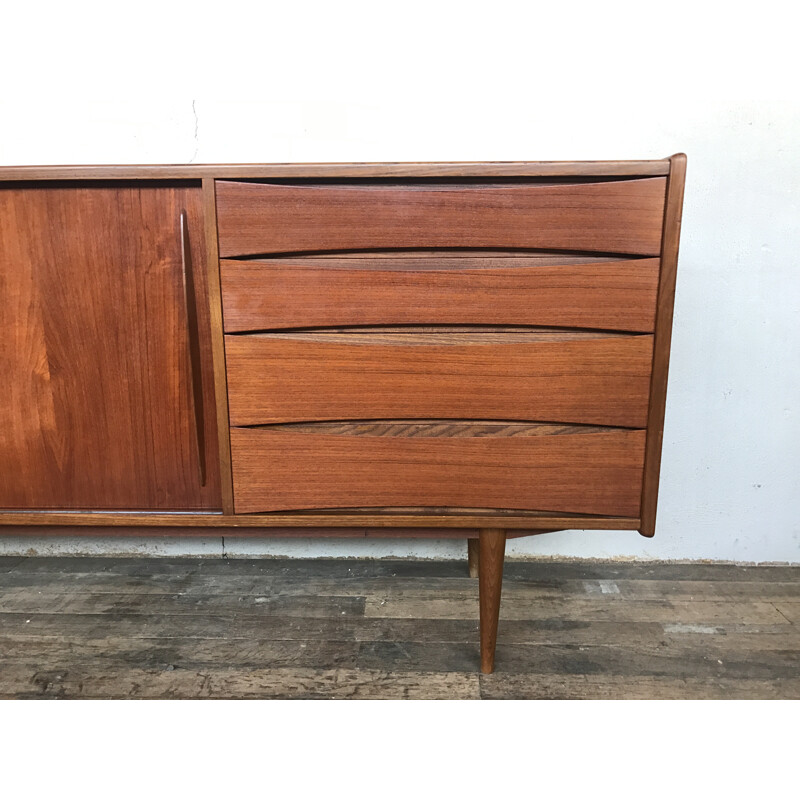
[230,424,646,515]
[225,332,653,428]
[220,256,660,333]
[215,178,667,257]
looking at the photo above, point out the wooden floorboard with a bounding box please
[6,556,799,581]
[2,666,480,700]
[0,557,24,573]
[3,574,799,600]
[0,556,796,699]
[478,674,800,700]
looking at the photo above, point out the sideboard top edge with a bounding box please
[0,160,672,181]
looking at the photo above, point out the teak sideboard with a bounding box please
[0,157,687,672]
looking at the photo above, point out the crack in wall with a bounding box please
[189,99,199,163]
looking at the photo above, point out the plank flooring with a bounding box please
[0,556,797,699]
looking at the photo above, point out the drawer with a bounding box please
[220,255,660,333]
[215,179,667,257]
[229,423,646,515]
[225,332,653,428]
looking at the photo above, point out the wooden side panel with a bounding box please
[220,257,660,333]
[0,183,222,510]
[229,427,647,516]
[640,154,688,537]
[225,333,654,428]
[215,178,668,257]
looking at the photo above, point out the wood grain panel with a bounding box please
[0,183,222,510]
[225,333,653,428]
[220,257,659,333]
[215,179,667,257]
[229,427,647,515]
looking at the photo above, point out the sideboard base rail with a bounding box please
[0,512,641,531]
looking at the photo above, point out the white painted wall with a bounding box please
[1,1,797,562]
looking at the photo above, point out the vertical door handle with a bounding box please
[180,210,207,486]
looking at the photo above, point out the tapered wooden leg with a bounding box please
[467,538,480,578]
[478,528,506,674]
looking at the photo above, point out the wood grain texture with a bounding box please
[479,529,506,673]
[259,506,616,518]
[0,508,635,529]
[215,178,668,257]
[640,154,687,537]
[202,178,235,514]
[229,426,646,515]
[0,183,221,510]
[253,252,624,264]
[225,333,654,428]
[236,330,627,342]
[0,525,556,539]
[0,160,671,181]
[257,421,617,437]
[220,257,660,333]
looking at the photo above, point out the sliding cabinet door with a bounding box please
[0,182,221,510]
